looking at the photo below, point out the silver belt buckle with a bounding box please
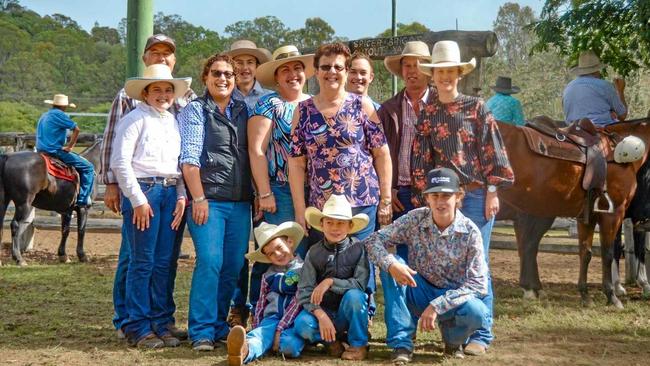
[162,177,176,187]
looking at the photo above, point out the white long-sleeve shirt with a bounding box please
[111,103,185,208]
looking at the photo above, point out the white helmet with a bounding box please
[614,135,646,163]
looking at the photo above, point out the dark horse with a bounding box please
[498,118,650,308]
[0,139,102,266]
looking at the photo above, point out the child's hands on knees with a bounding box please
[311,278,334,305]
[314,309,336,342]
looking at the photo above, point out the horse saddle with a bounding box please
[40,153,79,183]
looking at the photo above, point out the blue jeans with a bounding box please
[460,188,495,347]
[244,315,281,363]
[280,289,369,357]
[121,183,179,342]
[48,149,94,206]
[188,200,251,342]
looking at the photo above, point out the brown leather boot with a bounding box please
[227,325,249,366]
[327,340,345,357]
[227,306,249,328]
[341,345,368,360]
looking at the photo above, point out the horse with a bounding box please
[497,117,650,309]
[0,138,102,266]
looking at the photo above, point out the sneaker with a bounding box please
[327,340,345,357]
[463,342,486,356]
[226,325,249,366]
[159,333,181,347]
[227,306,250,328]
[133,333,164,349]
[341,346,368,360]
[444,343,465,359]
[167,324,188,341]
[192,339,215,352]
[391,347,413,364]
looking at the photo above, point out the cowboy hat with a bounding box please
[225,39,271,64]
[490,76,521,94]
[124,64,191,101]
[418,40,476,76]
[305,194,369,234]
[255,45,315,88]
[246,221,304,263]
[383,41,431,78]
[44,94,76,108]
[570,50,605,76]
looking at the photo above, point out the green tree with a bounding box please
[378,21,430,37]
[289,17,336,50]
[0,101,41,132]
[225,16,290,50]
[493,2,536,66]
[91,22,120,45]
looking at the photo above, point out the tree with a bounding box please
[0,0,20,12]
[493,2,537,66]
[225,16,290,50]
[91,23,120,45]
[378,21,430,38]
[289,17,336,51]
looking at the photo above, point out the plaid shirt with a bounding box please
[398,89,429,186]
[251,271,302,332]
[99,87,196,184]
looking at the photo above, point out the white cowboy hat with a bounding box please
[44,94,76,108]
[124,64,191,101]
[383,41,431,78]
[418,40,476,76]
[570,50,605,76]
[246,221,304,263]
[305,194,369,234]
[255,45,315,89]
[225,39,271,64]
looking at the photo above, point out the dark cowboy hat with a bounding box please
[490,76,520,94]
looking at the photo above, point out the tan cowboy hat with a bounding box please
[124,64,191,101]
[570,50,605,76]
[383,41,431,78]
[255,45,315,88]
[305,194,369,234]
[418,40,476,76]
[44,94,76,108]
[246,221,304,263]
[225,39,271,64]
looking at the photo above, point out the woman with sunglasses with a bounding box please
[178,53,252,351]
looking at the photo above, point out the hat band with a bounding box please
[275,50,300,61]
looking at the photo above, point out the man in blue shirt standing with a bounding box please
[486,76,525,126]
[36,94,94,207]
[563,50,627,126]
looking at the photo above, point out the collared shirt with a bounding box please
[363,207,488,315]
[232,79,273,113]
[178,94,236,167]
[100,87,197,184]
[563,76,626,126]
[398,88,429,186]
[486,93,525,126]
[110,103,184,207]
[36,108,77,153]
[252,258,304,332]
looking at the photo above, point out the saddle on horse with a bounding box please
[40,153,80,190]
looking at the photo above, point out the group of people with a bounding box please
[33,30,628,365]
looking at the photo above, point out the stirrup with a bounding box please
[593,192,614,213]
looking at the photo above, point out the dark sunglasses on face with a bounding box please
[318,64,346,72]
[210,70,235,79]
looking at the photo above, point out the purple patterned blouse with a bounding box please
[290,93,387,209]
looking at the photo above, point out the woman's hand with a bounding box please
[133,203,154,231]
[419,304,438,332]
[311,278,334,305]
[192,200,209,225]
[485,191,500,220]
[259,194,277,214]
[378,199,393,226]
[171,198,186,230]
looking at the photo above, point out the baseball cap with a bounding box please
[144,34,176,53]
[423,168,460,194]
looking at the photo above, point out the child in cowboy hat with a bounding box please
[280,194,370,361]
[226,221,305,365]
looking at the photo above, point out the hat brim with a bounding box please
[304,207,369,234]
[570,63,604,76]
[124,77,192,101]
[226,48,271,64]
[383,54,431,78]
[255,54,315,89]
[44,100,76,108]
[418,58,476,76]
[246,222,304,263]
[490,85,521,94]
[422,186,459,194]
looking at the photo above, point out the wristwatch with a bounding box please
[487,185,498,193]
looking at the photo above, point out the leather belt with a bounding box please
[462,182,484,192]
[137,177,178,187]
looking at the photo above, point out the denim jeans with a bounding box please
[393,185,415,260]
[48,149,94,206]
[244,314,281,363]
[121,182,179,342]
[188,200,251,342]
[280,289,369,357]
[460,188,495,347]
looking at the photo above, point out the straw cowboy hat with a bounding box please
[255,45,315,88]
[44,94,76,108]
[570,50,605,76]
[305,194,369,234]
[490,76,521,94]
[225,39,271,64]
[418,40,476,76]
[383,41,431,77]
[246,221,304,263]
[124,64,191,101]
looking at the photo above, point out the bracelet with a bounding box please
[380,197,392,205]
[192,195,207,204]
[258,191,274,199]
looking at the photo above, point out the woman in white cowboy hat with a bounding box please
[409,40,514,356]
[110,63,191,349]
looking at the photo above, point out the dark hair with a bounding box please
[347,51,374,72]
[201,53,235,85]
[314,42,351,68]
[143,81,174,93]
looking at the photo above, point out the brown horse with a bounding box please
[498,118,650,308]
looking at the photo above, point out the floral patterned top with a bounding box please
[363,207,488,314]
[411,93,514,207]
[290,93,387,209]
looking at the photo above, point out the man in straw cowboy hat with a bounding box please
[226,39,273,111]
[36,94,94,208]
[110,63,191,349]
[281,194,370,361]
[563,49,627,126]
[486,76,525,126]
[226,221,305,365]
[363,167,490,361]
[102,33,196,342]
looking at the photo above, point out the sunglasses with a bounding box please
[318,64,346,72]
[210,70,235,79]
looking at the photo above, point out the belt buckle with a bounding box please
[162,177,176,187]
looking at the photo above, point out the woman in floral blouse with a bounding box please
[411,40,514,356]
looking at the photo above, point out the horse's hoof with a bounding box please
[614,282,627,297]
[522,289,538,301]
[58,255,71,264]
[78,254,89,263]
[609,297,624,310]
[18,260,28,267]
